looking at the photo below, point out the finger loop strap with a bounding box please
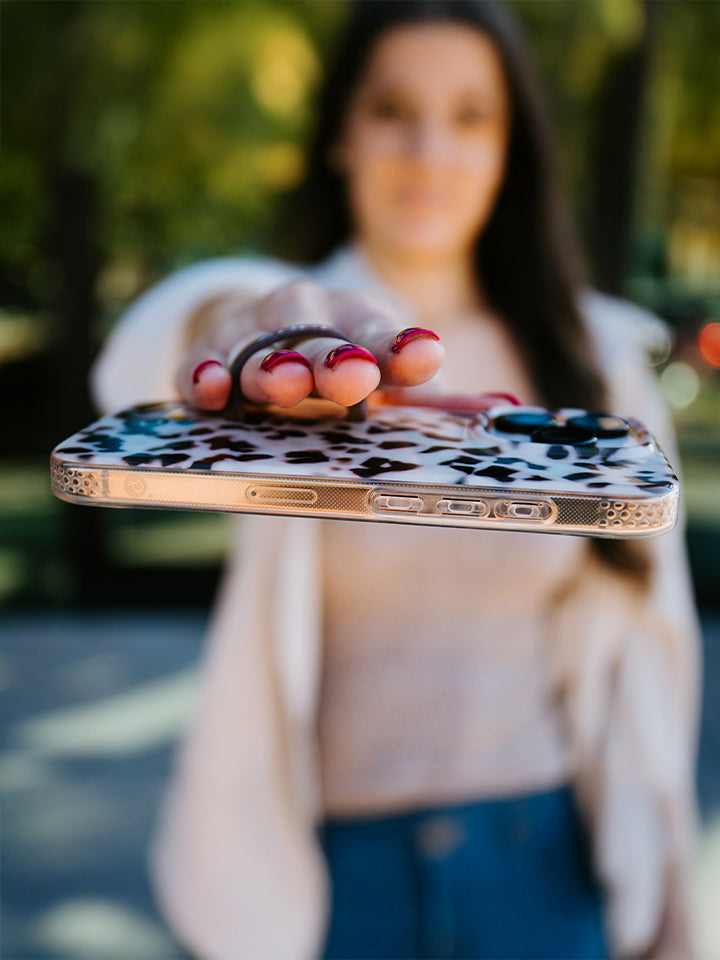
[225,324,367,421]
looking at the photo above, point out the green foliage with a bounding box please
[1,0,718,311]
[1,0,343,303]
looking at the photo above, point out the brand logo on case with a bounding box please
[124,477,147,496]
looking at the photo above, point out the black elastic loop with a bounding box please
[224,324,368,421]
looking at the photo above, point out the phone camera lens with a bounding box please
[493,411,556,434]
[531,424,597,446]
[566,413,629,439]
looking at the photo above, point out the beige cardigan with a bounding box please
[92,249,701,960]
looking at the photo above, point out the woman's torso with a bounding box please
[312,248,588,815]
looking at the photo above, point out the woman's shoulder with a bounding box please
[579,290,676,432]
[580,288,672,371]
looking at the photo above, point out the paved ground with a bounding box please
[1,608,719,959]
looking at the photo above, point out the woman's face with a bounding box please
[334,23,511,265]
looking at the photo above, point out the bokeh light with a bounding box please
[699,322,720,368]
[659,360,701,409]
[251,27,319,117]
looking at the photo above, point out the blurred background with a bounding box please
[1,0,719,957]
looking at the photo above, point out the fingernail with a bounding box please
[391,327,440,353]
[260,350,312,372]
[482,392,522,406]
[192,360,224,384]
[324,344,378,369]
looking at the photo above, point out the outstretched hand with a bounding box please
[176,281,444,414]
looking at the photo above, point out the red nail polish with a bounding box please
[482,392,522,407]
[260,350,312,372]
[324,344,377,369]
[391,327,440,353]
[192,360,224,384]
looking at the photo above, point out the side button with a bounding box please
[436,499,489,517]
[495,500,553,521]
[371,494,424,513]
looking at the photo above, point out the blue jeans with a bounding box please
[319,786,608,960]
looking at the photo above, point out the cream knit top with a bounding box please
[318,520,583,814]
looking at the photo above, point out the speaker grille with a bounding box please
[554,493,677,533]
[51,461,105,498]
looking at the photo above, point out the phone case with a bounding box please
[50,400,679,538]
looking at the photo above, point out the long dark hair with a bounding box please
[277,0,648,580]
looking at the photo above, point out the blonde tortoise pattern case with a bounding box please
[51,401,679,537]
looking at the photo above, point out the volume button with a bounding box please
[436,498,489,517]
[495,500,554,521]
[371,493,424,513]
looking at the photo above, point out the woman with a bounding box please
[93,2,700,958]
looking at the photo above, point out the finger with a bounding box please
[328,291,444,387]
[239,347,314,408]
[178,351,232,411]
[296,336,381,407]
[179,326,265,411]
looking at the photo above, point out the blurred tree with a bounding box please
[1,0,718,606]
[510,0,720,309]
[584,0,659,295]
